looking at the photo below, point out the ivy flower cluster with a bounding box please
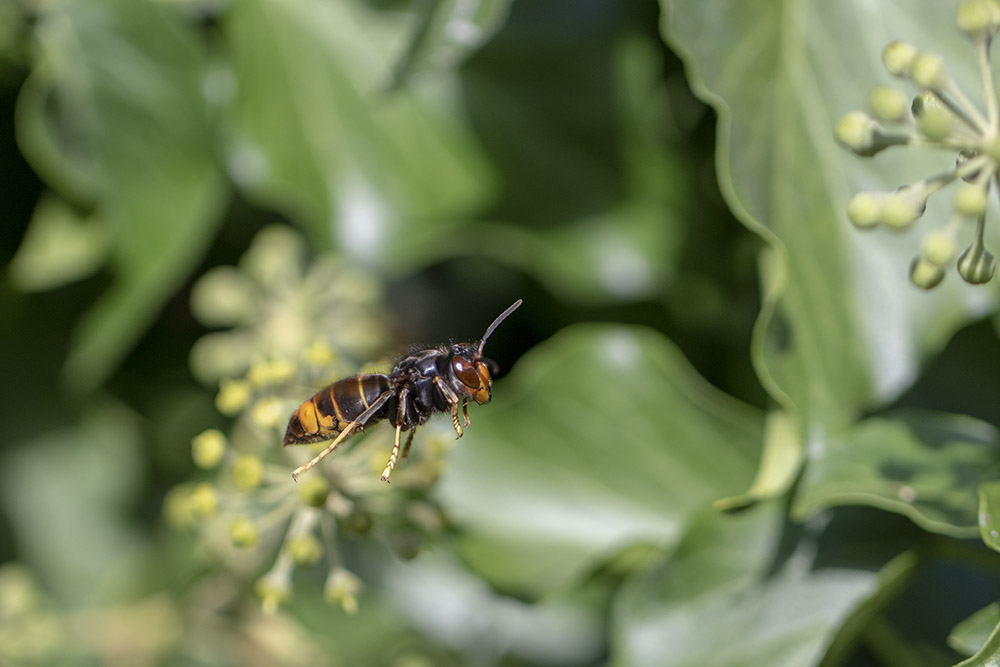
[165,225,451,614]
[835,0,1000,289]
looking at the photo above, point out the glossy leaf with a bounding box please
[612,504,918,667]
[951,603,1000,659]
[16,0,226,390]
[956,618,1000,667]
[661,1,998,468]
[389,0,513,88]
[794,411,1000,537]
[437,324,764,595]
[980,481,1000,552]
[221,0,493,263]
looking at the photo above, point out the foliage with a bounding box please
[2,0,1000,666]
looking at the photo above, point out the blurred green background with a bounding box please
[3,0,1000,665]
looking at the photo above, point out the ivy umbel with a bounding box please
[835,0,1000,289]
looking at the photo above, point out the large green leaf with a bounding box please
[15,0,226,391]
[795,411,1000,537]
[436,324,764,595]
[389,0,514,89]
[611,504,917,667]
[221,0,493,263]
[661,1,997,432]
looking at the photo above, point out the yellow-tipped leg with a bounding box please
[462,399,471,428]
[291,423,358,481]
[451,402,465,438]
[381,424,403,482]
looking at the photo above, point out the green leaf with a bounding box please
[661,1,997,434]
[979,481,1000,552]
[795,411,1000,537]
[7,196,111,292]
[0,401,145,605]
[951,603,1000,658]
[437,324,764,595]
[389,0,513,89]
[16,0,226,391]
[221,0,493,262]
[956,617,1000,667]
[612,504,918,667]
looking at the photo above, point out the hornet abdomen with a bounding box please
[283,374,390,445]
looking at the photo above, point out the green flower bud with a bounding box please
[847,192,883,229]
[881,189,926,229]
[254,576,291,614]
[341,508,374,536]
[835,111,883,156]
[910,257,947,289]
[250,397,284,430]
[298,476,330,508]
[189,483,219,519]
[232,455,264,489]
[189,266,258,328]
[325,568,362,615]
[958,0,1000,39]
[216,379,251,416]
[921,230,956,265]
[955,182,988,217]
[191,429,227,469]
[911,52,948,90]
[287,534,322,566]
[867,86,908,122]
[163,484,197,528]
[241,225,305,286]
[911,92,952,140]
[883,40,918,77]
[958,243,997,283]
[230,516,258,548]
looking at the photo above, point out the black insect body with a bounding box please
[284,299,522,481]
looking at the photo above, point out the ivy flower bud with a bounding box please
[230,516,259,548]
[216,379,251,416]
[325,568,362,615]
[232,455,264,489]
[254,576,291,614]
[881,187,927,229]
[287,535,322,566]
[955,182,989,217]
[191,429,227,469]
[921,230,956,265]
[847,192,883,229]
[957,0,1000,40]
[189,266,257,328]
[835,111,910,157]
[189,483,219,519]
[250,396,284,429]
[883,40,919,77]
[868,86,909,122]
[958,241,997,283]
[911,52,948,90]
[298,476,330,508]
[909,257,947,289]
[911,92,953,140]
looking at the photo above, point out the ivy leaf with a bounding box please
[795,411,1000,538]
[389,0,514,89]
[661,0,998,502]
[221,0,493,263]
[612,504,918,667]
[16,0,226,391]
[437,324,763,595]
